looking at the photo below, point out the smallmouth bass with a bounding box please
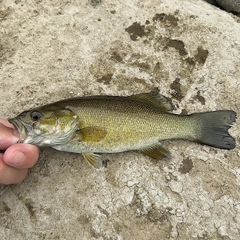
[9,92,236,168]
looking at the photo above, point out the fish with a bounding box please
[8,92,236,169]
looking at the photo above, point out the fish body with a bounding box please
[8,92,236,168]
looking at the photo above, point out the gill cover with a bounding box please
[9,106,79,146]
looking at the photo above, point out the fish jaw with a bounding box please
[8,117,29,143]
[9,114,80,146]
[8,117,44,144]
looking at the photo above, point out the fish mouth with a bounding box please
[8,118,28,143]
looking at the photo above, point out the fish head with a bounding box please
[8,106,79,146]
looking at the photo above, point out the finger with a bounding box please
[0,154,28,185]
[3,144,39,169]
[0,119,20,138]
[0,123,19,150]
[0,118,15,128]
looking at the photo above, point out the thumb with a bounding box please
[0,123,19,150]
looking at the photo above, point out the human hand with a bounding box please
[0,119,39,184]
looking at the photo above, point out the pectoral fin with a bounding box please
[80,127,107,142]
[82,152,103,169]
[139,143,170,160]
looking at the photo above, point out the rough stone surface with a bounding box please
[204,0,218,6]
[0,0,240,239]
[216,0,240,13]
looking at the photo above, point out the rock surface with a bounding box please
[0,0,239,239]
[216,0,240,13]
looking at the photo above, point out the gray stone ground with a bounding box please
[216,0,240,13]
[204,0,240,14]
[0,0,240,239]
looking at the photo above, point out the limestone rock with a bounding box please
[0,0,239,239]
[216,0,240,13]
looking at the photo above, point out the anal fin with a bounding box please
[139,143,170,160]
[82,152,103,169]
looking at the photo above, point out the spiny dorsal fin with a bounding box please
[127,91,173,112]
[80,126,107,142]
[138,143,170,160]
[82,152,103,169]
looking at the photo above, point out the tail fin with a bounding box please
[193,110,236,150]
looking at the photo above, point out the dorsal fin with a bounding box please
[127,91,173,112]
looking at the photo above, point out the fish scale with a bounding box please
[9,92,236,169]
[69,106,193,150]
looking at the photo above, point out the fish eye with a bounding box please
[31,111,43,121]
